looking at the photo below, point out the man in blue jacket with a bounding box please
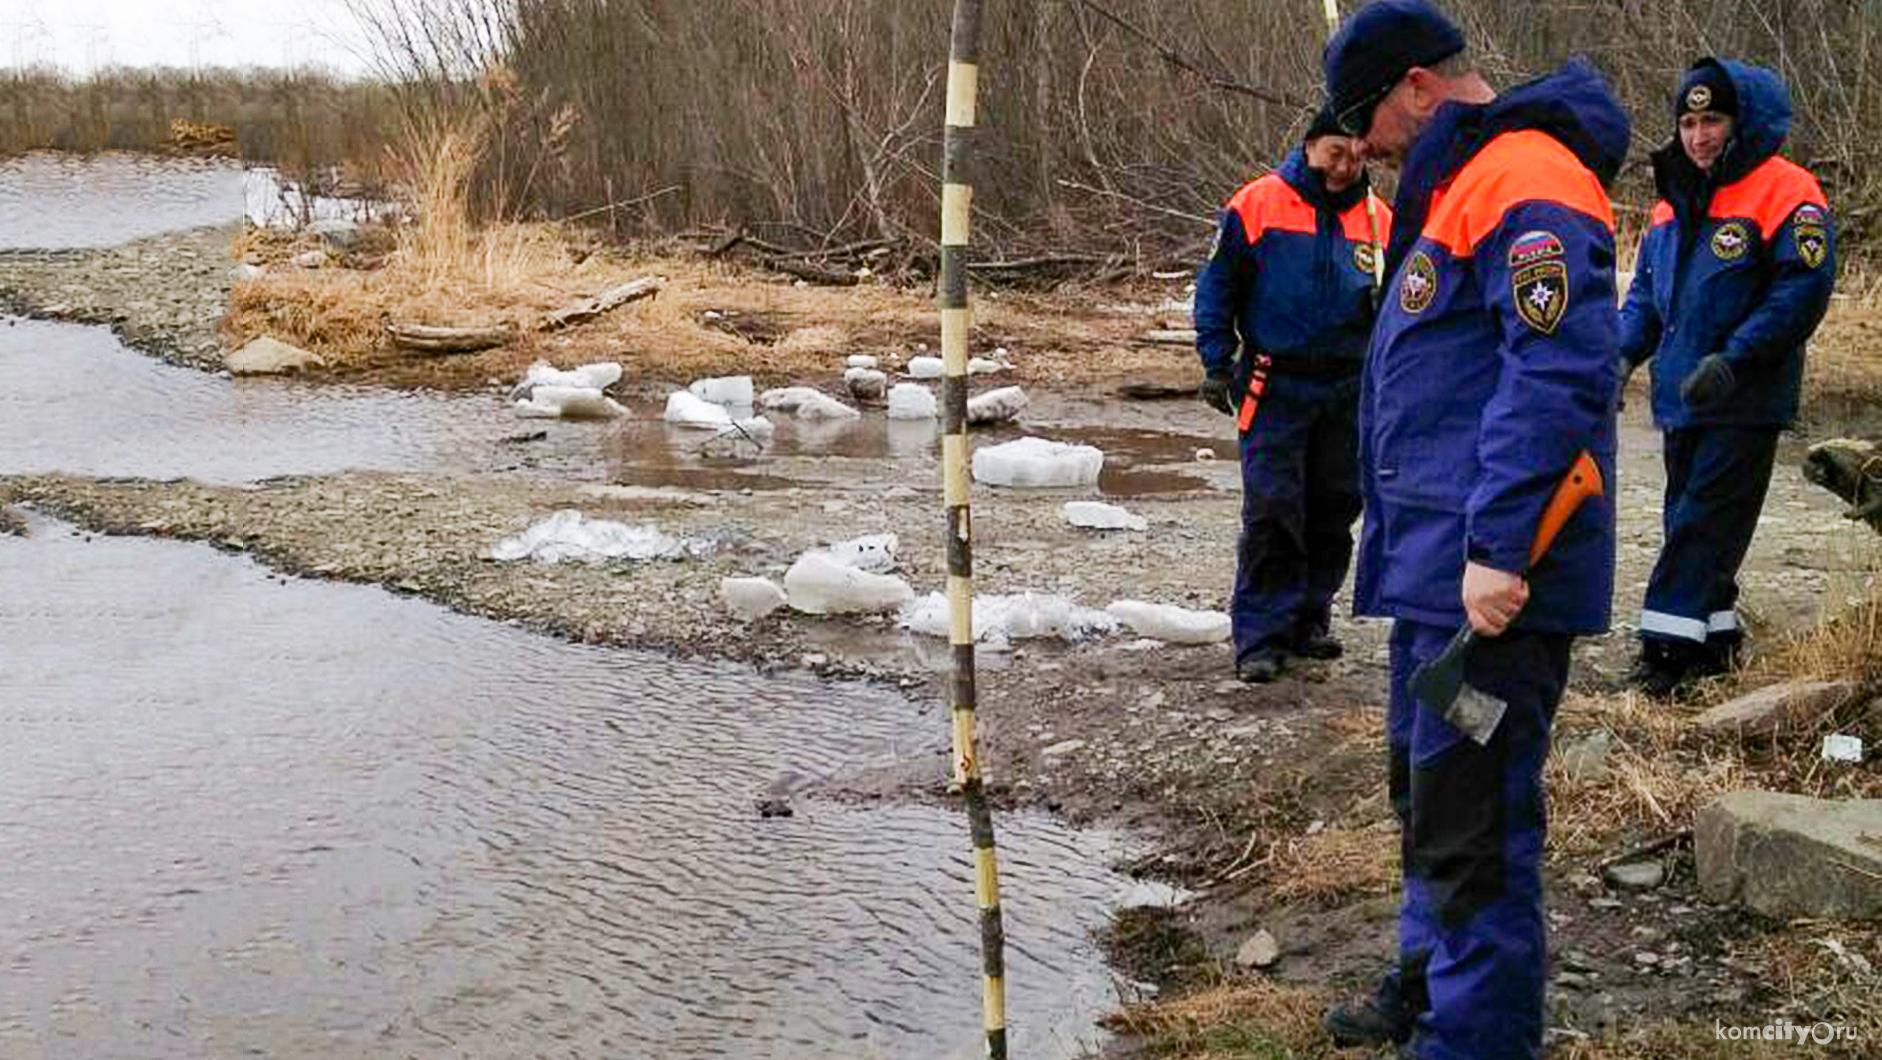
[1195,107,1391,683]
[1619,59,1835,697]
[1318,3,1624,1058]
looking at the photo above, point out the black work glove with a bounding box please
[1679,353,1737,408]
[1199,370,1236,416]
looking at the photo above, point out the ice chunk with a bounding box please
[688,375,755,407]
[513,385,626,420]
[759,386,824,412]
[825,532,898,573]
[899,591,1119,644]
[510,358,622,400]
[887,383,938,420]
[967,357,1005,375]
[1063,501,1148,531]
[730,415,776,439]
[907,355,944,379]
[845,366,888,402]
[664,390,734,428]
[786,390,860,419]
[721,577,788,620]
[967,385,1029,425]
[972,437,1104,488]
[846,354,879,369]
[784,552,915,614]
[492,510,686,563]
[1105,600,1231,644]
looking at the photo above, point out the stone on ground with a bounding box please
[226,336,324,375]
[1695,791,1882,918]
[1694,680,1865,739]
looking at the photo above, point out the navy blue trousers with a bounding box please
[1231,372,1361,663]
[1389,619,1571,1060]
[1640,426,1779,658]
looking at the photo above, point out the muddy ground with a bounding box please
[4,225,1880,1057]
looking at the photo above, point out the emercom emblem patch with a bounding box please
[1712,220,1751,261]
[1794,205,1828,269]
[1400,251,1438,314]
[1509,230,1568,335]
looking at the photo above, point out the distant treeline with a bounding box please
[12,1,1881,259]
[344,0,1882,257]
[0,67,401,187]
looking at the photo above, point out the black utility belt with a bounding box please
[1255,356,1361,379]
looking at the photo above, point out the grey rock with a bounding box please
[1695,791,1882,918]
[229,263,266,282]
[1694,680,1864,739]
[1235,929,1280,969]
[292,249,329,269]
[1604,861,1666,890]
[1042,739,1086,757]
[1560,729,1613,782]
[307,218,362,250]
[226,336,323,375]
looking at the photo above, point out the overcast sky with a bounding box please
[0,0,375,74]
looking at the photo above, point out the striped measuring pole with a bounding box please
[938,1,1009,1057]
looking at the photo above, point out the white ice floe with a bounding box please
[688,375,755,407]
[824,532,899,573]
[1063,501,1147,531]
[757,386,858,419]
[887,383,938,420]
[492,510,687,563]
[899,591,1119,646]
[1105,600,1230,644]
[972,437,1104,488]
[907,355,944,379]
[721,576,788,620]
[514,385,627,420]
[510,359,623,400]
[784,552,915,615]
[664,390,735,428]
[846,354,879,369]
[966,385,1029,425]
[967,357,1006,375]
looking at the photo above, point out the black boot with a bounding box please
[1293,628,1344,660]
[1626,640,1688,699]
[1237,648,1286,684]
[1324,966,1424,1047]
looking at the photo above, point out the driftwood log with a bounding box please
[538,276,664,331]
[759,257,858,286]
[386,322,517,354]
[1142,329,1198,346]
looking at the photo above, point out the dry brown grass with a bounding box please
[1103,978,1343,1059]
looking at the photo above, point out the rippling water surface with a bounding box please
[0,516,1131,1059]
[0,154,246,249]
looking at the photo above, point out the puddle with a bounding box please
[0,513,1136,1059]
[0,153,246,249]
[0,319,517,483]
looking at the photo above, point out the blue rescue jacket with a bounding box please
[1355,61,1628,634]
[1195,147,1391,382]
[1619,59,1835,430]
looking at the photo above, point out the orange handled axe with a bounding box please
[1408,451,1605,743]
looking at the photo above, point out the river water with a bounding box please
[0,154,1162,1058]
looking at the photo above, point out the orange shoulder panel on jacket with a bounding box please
[1708,155,1828,239]
[1650,200,1674,227]
[1228,174,1318,243]
[1420,130,1615,255]
[1339,195,1393,244]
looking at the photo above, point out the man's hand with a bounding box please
[1199,370,1236,416]
[1463,561,1529,636]
[1679,353,1737,408]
